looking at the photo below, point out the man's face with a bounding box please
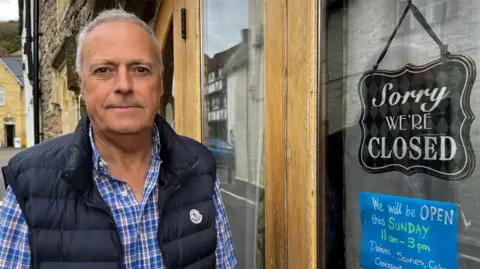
[77,20,162,135]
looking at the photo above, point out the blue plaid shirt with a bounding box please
[0,124,238,268]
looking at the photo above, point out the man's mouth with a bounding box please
[108,106,141,110]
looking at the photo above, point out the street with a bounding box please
[0,147,24,200]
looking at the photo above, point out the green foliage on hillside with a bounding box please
[0,21,20,55]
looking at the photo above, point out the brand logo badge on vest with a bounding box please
[189,209,203,224]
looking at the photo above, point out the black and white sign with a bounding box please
[358,54,476,180]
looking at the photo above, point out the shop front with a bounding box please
[151,0,478,268]
[324,0,480,268]
[152,0,317,268]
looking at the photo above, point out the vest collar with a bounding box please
[62,114,199,196]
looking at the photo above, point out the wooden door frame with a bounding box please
[153,0,320,268]
[153,0,174,54]
[265,0,319,268]
[264,1,287,268]
[153,0,201,140]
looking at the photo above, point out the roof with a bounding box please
[0,56,23,86]
[224,43,249,75]
[206,44,241,71]
[10,50,22,56]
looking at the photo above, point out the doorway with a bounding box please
[4,124,15,147]
[161,26,175,128]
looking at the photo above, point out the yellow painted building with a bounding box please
[0,56,25,147]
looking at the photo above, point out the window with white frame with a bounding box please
[0,86,5,106]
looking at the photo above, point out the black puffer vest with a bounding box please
[2,115,217,269]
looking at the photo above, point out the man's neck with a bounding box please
[92,127,153,173]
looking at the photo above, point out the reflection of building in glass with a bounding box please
[202,23,264,268]
[204,29,251,143]
[204,29,251,182]
[204,43,238,141]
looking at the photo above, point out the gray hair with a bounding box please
[76,9,164,76]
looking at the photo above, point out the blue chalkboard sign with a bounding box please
[359,192,458,269]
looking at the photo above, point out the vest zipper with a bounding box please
[158,158,199,269]
[84,199,124,269]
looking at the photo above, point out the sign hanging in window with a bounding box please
[358,1,476,180]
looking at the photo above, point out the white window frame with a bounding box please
[0,86,5,106]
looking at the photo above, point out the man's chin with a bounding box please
[107,122,150,135]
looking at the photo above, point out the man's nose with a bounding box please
[114,66,132,94]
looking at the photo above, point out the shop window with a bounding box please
[323,0,480,268]
[218,140,234,150]
[201,0,265,268]
[0,86,4,106]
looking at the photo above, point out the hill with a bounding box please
[0,21,20,55]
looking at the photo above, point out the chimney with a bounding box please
[241,28,251,44]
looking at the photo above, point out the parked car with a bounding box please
[205,138,235,168]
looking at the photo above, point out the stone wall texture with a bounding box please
[40,0,94,140]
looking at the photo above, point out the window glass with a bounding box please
[0,86,4,106]
[219,141,233,150]
[201,0,265,268]
[204,139,216,148]
[323,0,480,268]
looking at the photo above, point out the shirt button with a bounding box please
[122,191,128,197]
[98,160,105,168]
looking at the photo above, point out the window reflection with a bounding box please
[201,1,265,268]
[324,0,480,268]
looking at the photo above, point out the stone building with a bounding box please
[0,56,26,147]
[25,0,158,140]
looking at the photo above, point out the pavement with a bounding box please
[0,147,24,201]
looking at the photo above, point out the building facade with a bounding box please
[18,0,315,268]
[21,0,480,268]
[0,56,26,147]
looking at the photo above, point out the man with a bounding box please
[0,9,237,269]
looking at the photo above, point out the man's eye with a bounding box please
[135,67,150,73]
[94,67,109,74]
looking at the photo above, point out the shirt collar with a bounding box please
[89,123,162,176]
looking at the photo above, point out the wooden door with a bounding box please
[153,0,201,140]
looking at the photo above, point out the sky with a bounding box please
[203,0,248,57]
[0,0,18,22]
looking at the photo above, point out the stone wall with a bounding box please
[39,0,94,140]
